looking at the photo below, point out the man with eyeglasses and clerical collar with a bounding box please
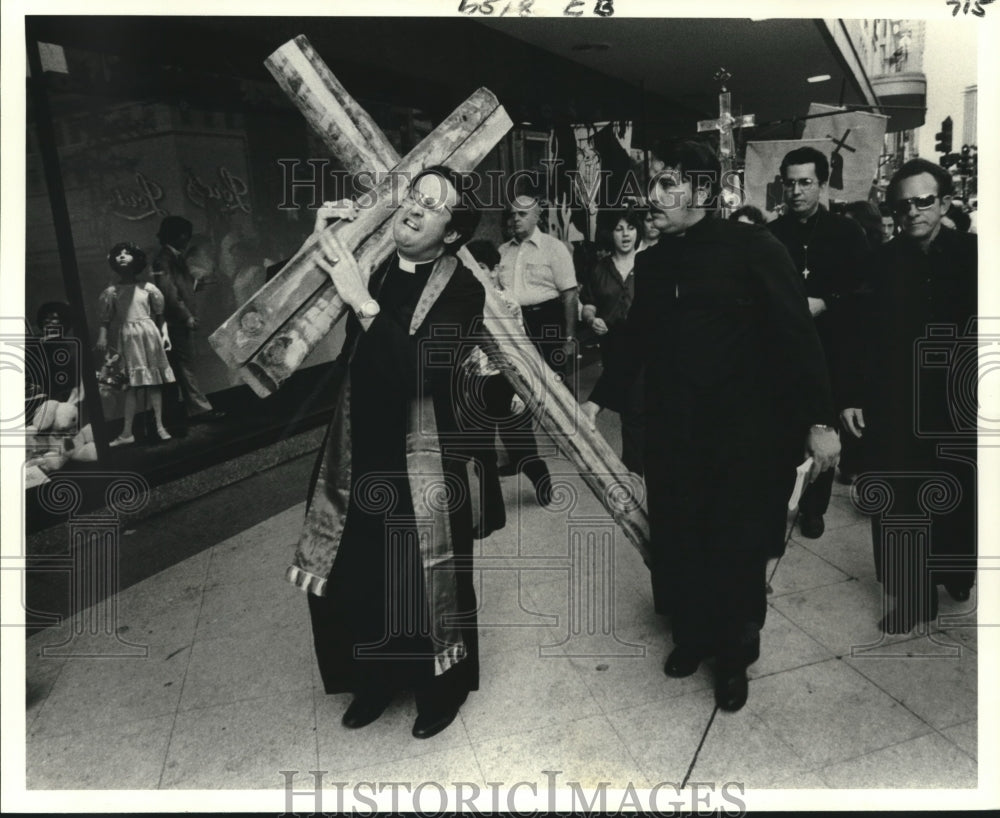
[838,158,978,635]
[290,166,485,740]
[767,146,869,542]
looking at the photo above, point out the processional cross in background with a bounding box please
[826,128,856,190]
[697,68,755,175]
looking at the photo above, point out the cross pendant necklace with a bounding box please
[801,215,820,279]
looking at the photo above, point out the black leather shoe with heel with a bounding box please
[341,692,392,729]
[714,665,749,712]
[663,646,707,678]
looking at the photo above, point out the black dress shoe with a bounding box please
[663,646,706,678]
[341,692,392,729]
[944,582,971,602]
[798,513,825,539]
[532,473,553,508]
[472,511,506,540]
[714,666,749,712]
[412,703,463,739]
[879,588,939,634]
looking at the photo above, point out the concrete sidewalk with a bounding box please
[23,428,980,794]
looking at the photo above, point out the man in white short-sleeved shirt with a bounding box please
[497,194,578,370]
[494,193,580,503]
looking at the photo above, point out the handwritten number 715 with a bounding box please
[947,0,995,16]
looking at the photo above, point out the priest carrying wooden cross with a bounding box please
[207,36,648,739]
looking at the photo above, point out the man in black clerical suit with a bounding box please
[583,140,840,712]
[839,159,978,634]
[768,147,868,540]
[290,166,485,739]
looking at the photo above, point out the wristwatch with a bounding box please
[811,424,837,433]
[356,299,380,320]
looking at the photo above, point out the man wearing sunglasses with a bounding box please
[768,147,869,542]
[838,158,978,634]
[293,166,486,740]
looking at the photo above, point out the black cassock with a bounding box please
[306,254,484,710]
[838,227,978,598]
[768,207,868,523]
[590,215,835,662]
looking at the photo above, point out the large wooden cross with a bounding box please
[208,36,650,560]
[697,68,755,174]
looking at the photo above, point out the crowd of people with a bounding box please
[38,134,976,736]
[285,137,977,739]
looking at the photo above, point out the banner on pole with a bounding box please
[801,103,889,203]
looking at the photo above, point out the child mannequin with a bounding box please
[97,242,176,446]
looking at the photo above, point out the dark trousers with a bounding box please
[799,466,834,517]
[521,298,577,398]
[619,383,645,476]
[492,297,573,480]
[165,323,213,419]
[459,373,508,528]
[494,377,549,483]
[645,437,776,668]
[600,334,644,476]
[798,316,837,517]
[869,465,977,604]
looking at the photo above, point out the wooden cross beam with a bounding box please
[207,36,650,560]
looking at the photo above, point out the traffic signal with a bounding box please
[935,117,953,155]
[959,144,972,175]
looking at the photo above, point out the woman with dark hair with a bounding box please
[843,201,884,250]
[97,241,175,446]
[580,207,645,474]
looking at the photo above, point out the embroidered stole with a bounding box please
[287,254,466,674]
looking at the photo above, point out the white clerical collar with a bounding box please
[397,252,439,273]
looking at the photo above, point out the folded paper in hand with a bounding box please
[787,457,814,511]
